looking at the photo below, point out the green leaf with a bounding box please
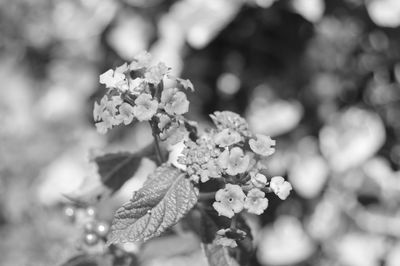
[65,145,155,204]
[184,207,220,243]
[60,253,138,266]
[60,254,113,266]
[94,152,143,192]
[107,164,198,244]
[202,243,240,266]
[184,207,254,265]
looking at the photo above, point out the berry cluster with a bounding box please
[64,205,110,247]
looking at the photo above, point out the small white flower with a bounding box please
[117,103,135,125]
[218,147,250,176]
[130,51,152,70]
[145,62,169,84]
[157,113,171,131]
[99,69,125,88]
[115,62,129,73]
[93,96,123,133]
[176,78,194,91]
[93,101,102,121]
[214,128,241,147]
[95,121,109,134]
[244,188,269,215]
[270,176,292,200]
[213,184,246,218]
[249,134,276,156]
[132,94,158,121]
[215,229,237,248]
[160,88,189,115]
[160,123,188,146]
[251,172,267,188]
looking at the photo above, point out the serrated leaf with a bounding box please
[107,164,198,244]
[203,243,240,266]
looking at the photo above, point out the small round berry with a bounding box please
[63,206,76,221]
[84,221,96,234]
[84,233,99,246]
[95,221,110,238]
[86,207,96,217]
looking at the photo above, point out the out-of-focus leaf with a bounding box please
[60,253,138,266]
[319,108,385,172]
[94,152,142,192]
[107,164,198,244]
[257,216,316,266]
[184,207,220,244]
[65,144,155,204]
[202,243,240,266]
[289,155,328,198]
[246,98,303,137]
[60,254,113,266]
[334,233,386,266]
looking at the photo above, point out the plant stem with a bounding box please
[149,121,165,165]
[199,191,216,201]
[153,132,165,165]
[230,215,237,230]
[261,187,273,194]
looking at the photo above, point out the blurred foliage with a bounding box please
[1,0,400,265]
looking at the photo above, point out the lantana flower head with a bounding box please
[178,136,222,183]
[218,147,250,176]
[93,96,123,134]
[249,134,276,156]
[270,176,292,200]
[213,184,246,218]
[132,94,158,121]
[161,88,189,115]
[210,111,251,137]
[244,188,269,215]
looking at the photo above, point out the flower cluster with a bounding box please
[93,51,193,145]
[93,51,292,250]
[178,111,292,247]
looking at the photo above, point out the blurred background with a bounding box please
[1,0,400,265]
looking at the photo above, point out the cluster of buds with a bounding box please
[93,51,193,146]
[179,111,292,247]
